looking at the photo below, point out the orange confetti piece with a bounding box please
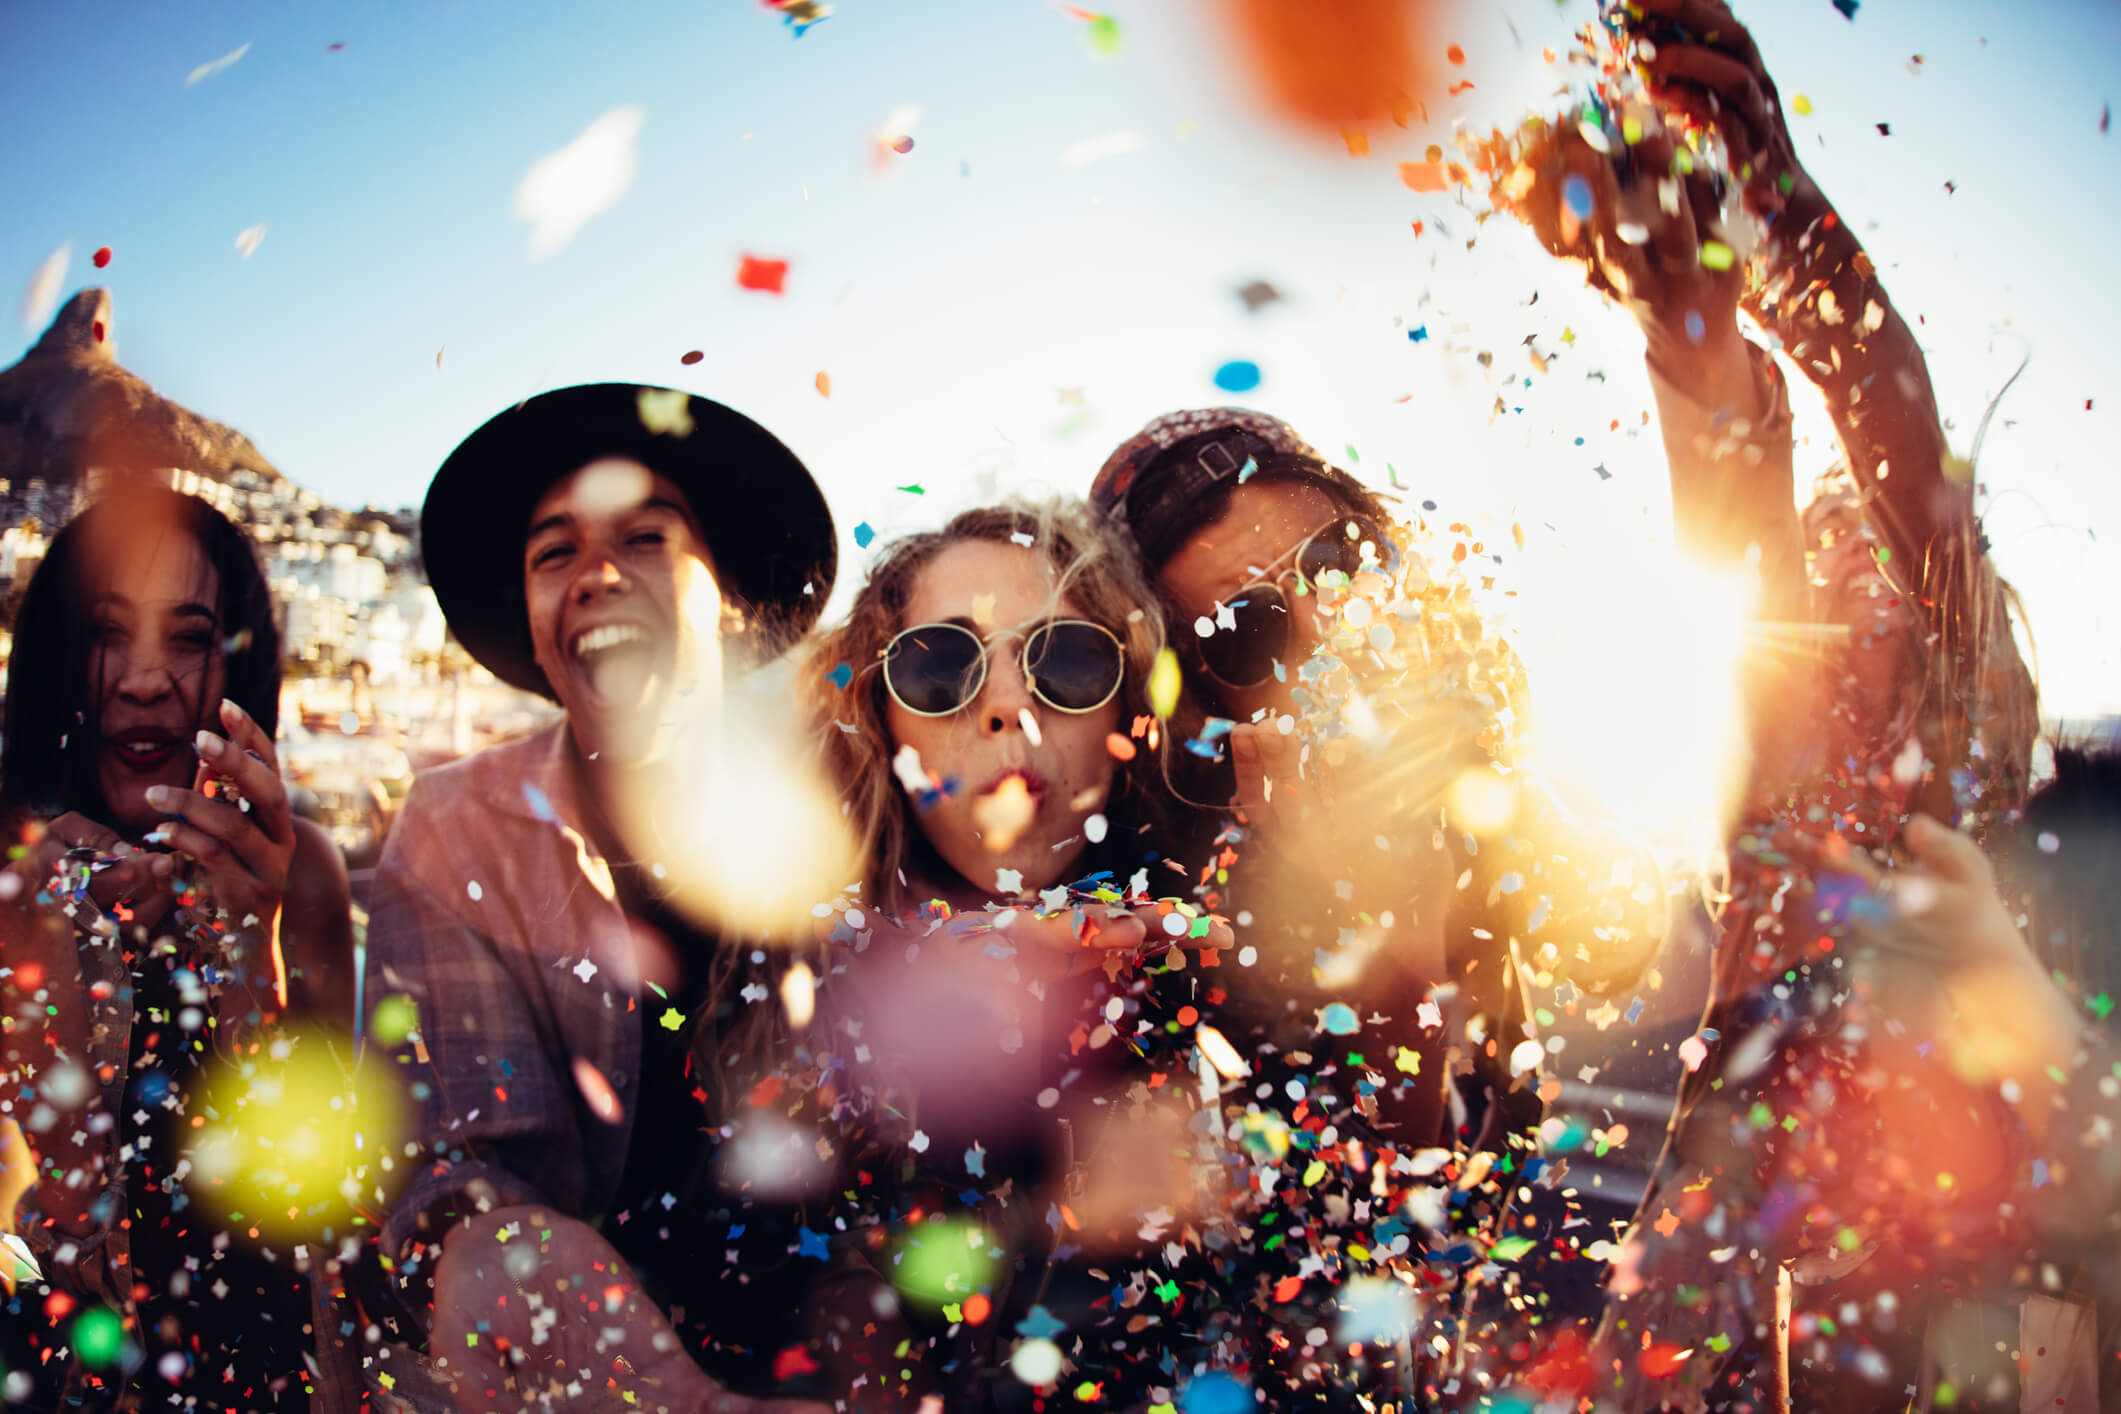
[1398,160,1449,192]
[1272,1275,1304,1303]
[1105,732,1137,762]
[815,370,832,397]
[1342,126,1371,156]
[1446,44,1465,64]
[962,1293,992,1325]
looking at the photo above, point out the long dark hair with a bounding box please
[0,486,281,829]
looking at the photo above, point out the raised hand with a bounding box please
[141,699,296,984]
[1623,0,1824,227]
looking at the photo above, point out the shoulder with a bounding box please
[399,723,565,821]
[288,815,351,911]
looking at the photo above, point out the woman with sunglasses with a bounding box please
[1087,411,1610,1406]
[802,498,1238,1411]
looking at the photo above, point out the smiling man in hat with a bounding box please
[355,385,843,1414]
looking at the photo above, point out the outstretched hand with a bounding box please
[1624,0,1825,227]
[1810,815,2083,1115]
[1500,103,1762,412]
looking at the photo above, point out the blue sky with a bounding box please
[5,0,2117,714]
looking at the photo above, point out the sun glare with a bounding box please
[1507,542,1756,867]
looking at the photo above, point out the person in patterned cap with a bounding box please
[1090,408,1549,1406]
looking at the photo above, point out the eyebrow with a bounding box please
[93,592,216,621]
[525,496,694,544]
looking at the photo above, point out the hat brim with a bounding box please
[420,384,837,699]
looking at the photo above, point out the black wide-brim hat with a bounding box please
[420,383,837,699]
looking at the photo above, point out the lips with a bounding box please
[979,767,1049,806]
[105,725,187,773]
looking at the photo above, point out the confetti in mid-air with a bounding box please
[19,244,69,330]
[185,42,251,86]
[737,255,790,293]
[513,106,644,259]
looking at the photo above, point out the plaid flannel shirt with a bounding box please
[363,722,646,1324]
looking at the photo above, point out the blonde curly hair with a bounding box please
[802,498,1169,904]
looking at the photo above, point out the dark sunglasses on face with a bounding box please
[1194,515,1395,689]
[883,618,1126,718]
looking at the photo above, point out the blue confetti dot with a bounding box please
[1685,309,1707,344]
[828,662,853,690]
[853,521,875,548]
[1179,1372,1252,1414]
[1320,1002,1360,1035]
[1562,173,1595,220]
[1408,325,1429,343]
[1213,359,1262,393]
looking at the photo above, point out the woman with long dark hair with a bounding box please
[0,485,353,1410]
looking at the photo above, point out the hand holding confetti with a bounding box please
[1497,105,1754,404]
[1620,0,1825,225]
[143,698,298,1002]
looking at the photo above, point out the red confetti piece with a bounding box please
[736,255,789,293]
[1638,1342,1692,1378]
[92,246,112,269]
[773,1345,819,1381]
[680,350,704,366]
[961,1293,992,1325]
[1446,43,1465,64]
[1272,1275,1304,1303]
[91,320,106,343]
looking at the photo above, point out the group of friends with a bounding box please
[2,3,2117,1411]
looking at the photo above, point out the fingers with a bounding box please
[1634,0,1762,62]
[216,698,279,774]
[143,788,279,889]
[1086,909,1151,951]
[1901,813,1990,886]
[87,853,174,913]
[192,731,293,845]
[195,701,292,844]
[1641,46,1776,162]
[45,813,124,856]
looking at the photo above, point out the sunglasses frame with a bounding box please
[882,617,1127,719]
[1191,515,1398,690]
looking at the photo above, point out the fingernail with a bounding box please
[143,786,173,808]
[221,698,245,724]
[149,854,173,877]
[195,731,224,758]
[144,826,173,846]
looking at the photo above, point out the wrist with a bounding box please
[1643,323,1765,420]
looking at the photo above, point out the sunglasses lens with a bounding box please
[1298,518,1388,588]
[1025,622,1123,712]
[885,624,985,715]
[1197,587,1289,687]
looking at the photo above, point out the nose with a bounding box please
[114,645,176,705]
[572,554,629,604]
[975,643,1037,738]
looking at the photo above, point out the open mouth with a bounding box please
[107,728,184,772]
[569,621,665,711]
[972,768,1050,854]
